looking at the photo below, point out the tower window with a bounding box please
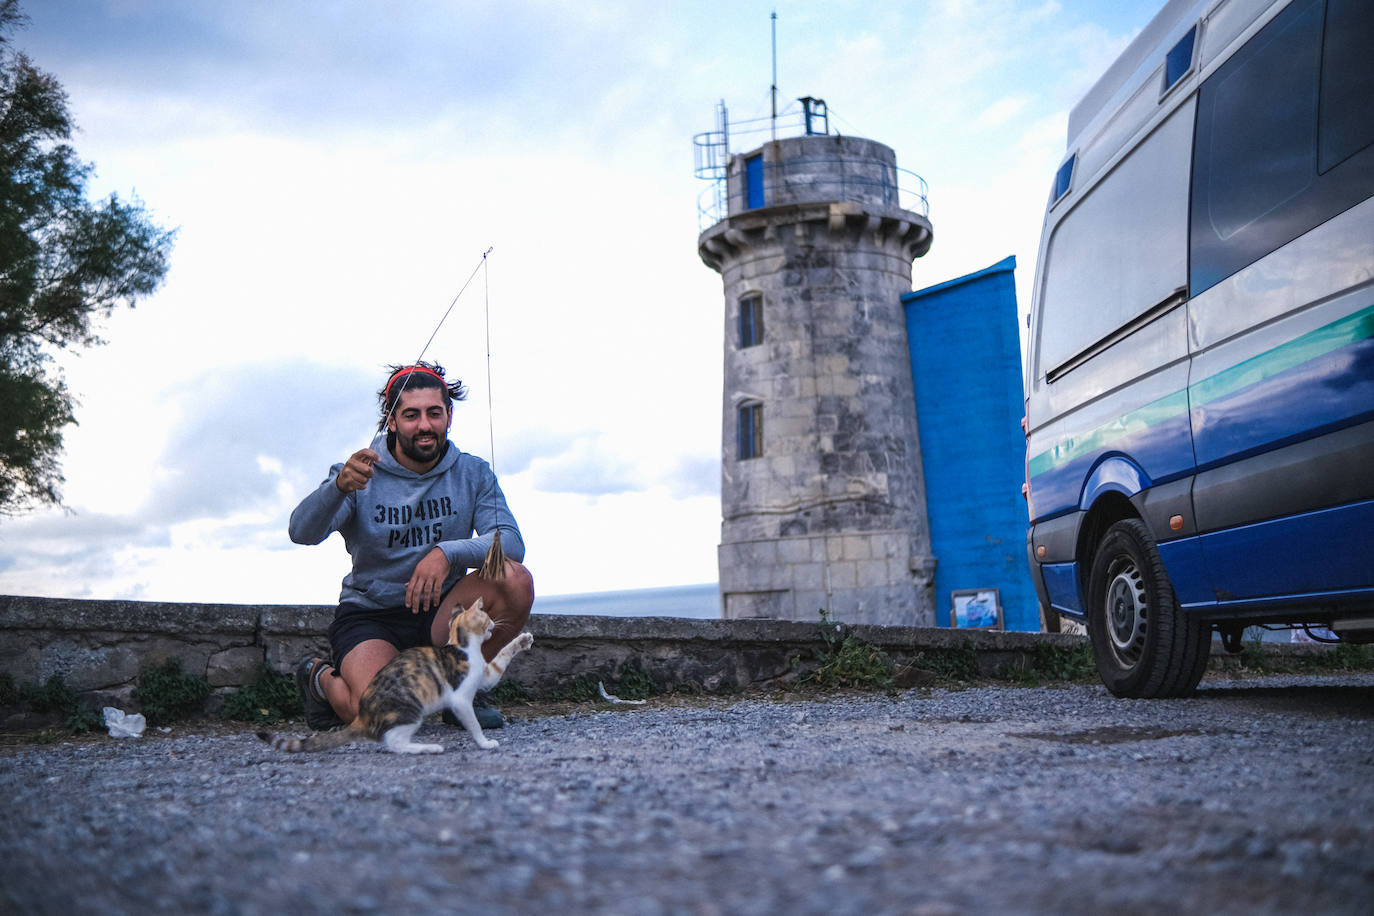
[744,153,765,209]
[737,402,763,460]
[738,294,764,348]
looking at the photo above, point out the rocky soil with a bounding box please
[3,673,1372,915]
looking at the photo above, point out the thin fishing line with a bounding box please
[414,246,494,368]
[481,249,504,579]
[483,251,497,476]
[378,246,494,439]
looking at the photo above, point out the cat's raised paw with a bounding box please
[512,633,534,651]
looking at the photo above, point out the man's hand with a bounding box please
[406,546,450,613]
[335,448,379,493]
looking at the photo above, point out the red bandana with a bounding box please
[385,365,445,402]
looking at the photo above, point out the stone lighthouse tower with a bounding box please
[696,100,936,625]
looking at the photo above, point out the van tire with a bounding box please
[1086,519,1209,698]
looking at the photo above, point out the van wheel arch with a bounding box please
[1075,492,1139,598]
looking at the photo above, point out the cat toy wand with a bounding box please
[382,246,507,582]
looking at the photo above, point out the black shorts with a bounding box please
[327,604,438,667]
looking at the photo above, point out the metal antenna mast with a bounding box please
[770,10,778,141]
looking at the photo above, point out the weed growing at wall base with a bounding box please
[1011,643,1098,685]
[223,667,302,725]
[911,643,981,683]
[133,659,210,727]
[806,609,896,690]
[487,679,531,705]
[0,672,102,733]
[548,660,660,703]
[1231,636,1374,675]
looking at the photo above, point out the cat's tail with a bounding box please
[257,723,360,753]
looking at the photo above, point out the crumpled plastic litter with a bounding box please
[597,681,646,705]
[102,707,146,738]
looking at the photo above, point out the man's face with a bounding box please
[389,387,451,466]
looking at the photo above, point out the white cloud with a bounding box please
[974,95,1031,130]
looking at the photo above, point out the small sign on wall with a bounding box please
[951,588,1003,629]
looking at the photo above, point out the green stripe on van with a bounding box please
[1028,302,1374,477]
[1189,304,1374,405]
[1028,390,1188,478]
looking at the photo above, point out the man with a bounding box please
[289,361,534,730]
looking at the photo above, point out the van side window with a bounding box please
[1050,155,1075,205]
[1036,106,1192,376]
[1190,0,1374,294]
[1318,0,1374,173]
[1162,25,1196,95]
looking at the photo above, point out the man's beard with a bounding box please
[398,431,444,464]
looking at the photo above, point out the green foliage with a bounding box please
[19,673,81,713]
[64,704,101,733]
[810,635,895,689]
[1239,629,1271,673]
[805,609,895,690]
[3,672,100,733]
[487,679,530,705]
[132,658,209,726]
[223,667,302,725]
[1235,635,1374,675]
[547,660,661,703]
[1008,644,1098,685]
[912,643,981,682]
[1324,642,1374,671]
[609,660,656,700]
[549,676,600,703]
[0,1,176,514]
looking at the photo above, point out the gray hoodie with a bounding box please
[289,433,524,610]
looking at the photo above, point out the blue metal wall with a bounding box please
[901,256,1039,631]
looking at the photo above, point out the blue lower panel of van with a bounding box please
[1041,562,1083,616]
[1196,497,1374,604]
[1042,500,1374,619]
[1156,537,1213,608]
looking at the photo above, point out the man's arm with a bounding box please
[288,473,351,545]
[441,467,525,569]
[289,448,377,545]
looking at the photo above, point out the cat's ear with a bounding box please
[469,597,484,614]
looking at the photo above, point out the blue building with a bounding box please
[902,256,1039,631]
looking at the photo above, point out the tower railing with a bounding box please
[697,158,930,231]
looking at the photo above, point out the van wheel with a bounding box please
[1086,519,1209,698]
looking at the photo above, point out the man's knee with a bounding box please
[503,560,535,612]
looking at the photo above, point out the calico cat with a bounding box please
[258,598,532,754]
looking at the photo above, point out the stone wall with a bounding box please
[0,595,1088,713]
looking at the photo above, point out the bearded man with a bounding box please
[288,361,533,730]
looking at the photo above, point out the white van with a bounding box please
[1024,0,1374,697]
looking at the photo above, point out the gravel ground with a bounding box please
[2,673,1372,915]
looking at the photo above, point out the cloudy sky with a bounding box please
[0,0,1161,606]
